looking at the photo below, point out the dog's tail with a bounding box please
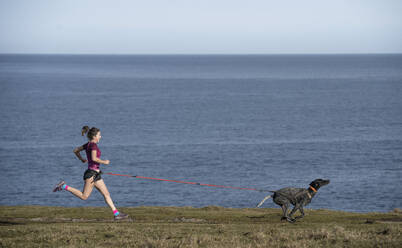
[256,194,273,208]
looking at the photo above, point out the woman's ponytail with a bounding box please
[81,126,100,140]
[81,126,89,136]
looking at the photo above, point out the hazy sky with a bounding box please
[1,0,401,54]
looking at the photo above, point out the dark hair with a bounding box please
[81,126,100,140]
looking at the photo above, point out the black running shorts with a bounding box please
[83,169,103,182]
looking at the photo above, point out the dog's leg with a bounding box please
[288,205,298,218]
[280,204,290,221]
[295,207,305,219]
[287,205,299,223]
[256,195,272,208]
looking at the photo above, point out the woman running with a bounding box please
[53,126,128,220]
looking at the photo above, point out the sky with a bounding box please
[0,0,401,54]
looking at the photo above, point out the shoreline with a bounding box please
[0,204,400,214]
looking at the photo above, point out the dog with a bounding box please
[256,179,330,223]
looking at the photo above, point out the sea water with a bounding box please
[0,54,401,212]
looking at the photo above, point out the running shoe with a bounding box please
[114,212,129,220]
[53,180,65,192]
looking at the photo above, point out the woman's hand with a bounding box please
[82,159,87,163]
[91,150,109,165]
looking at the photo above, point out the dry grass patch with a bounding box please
[0,206,401,247]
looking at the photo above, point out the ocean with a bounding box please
[0,54,401,212]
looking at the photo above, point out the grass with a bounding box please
[0,206,401,247]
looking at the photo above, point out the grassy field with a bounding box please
[0,206,401,247]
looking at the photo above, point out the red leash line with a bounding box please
[105,172,268,192]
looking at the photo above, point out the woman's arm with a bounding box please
[91,149,110,165]
[73,146,87,163]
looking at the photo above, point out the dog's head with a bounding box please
[309,179,330,191]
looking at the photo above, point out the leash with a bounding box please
[105,172,271,192]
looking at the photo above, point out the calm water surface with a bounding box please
[0,54,401,212]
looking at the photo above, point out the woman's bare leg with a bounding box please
[66,177,95,200]
[94,179,117,211]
